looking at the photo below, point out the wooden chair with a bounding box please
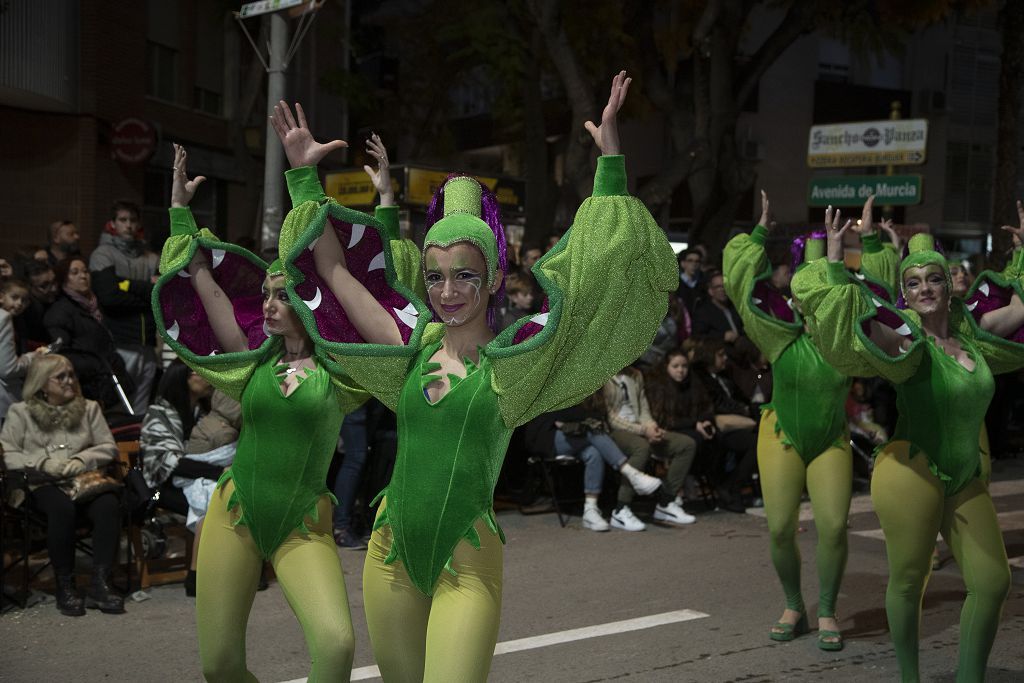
[116,441,193,590]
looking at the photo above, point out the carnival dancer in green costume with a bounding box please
[792,198,1024,683]
[723,190,852,650]
[271,71,677,682]
[155,141,427,682]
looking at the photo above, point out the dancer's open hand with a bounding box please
[363,133,394,207]
[1000,200,1024,249]
[585,70,631,156]
[171,144,206,208]
[758,190,775,231]
[270,101,347,169]
[825,204,853,263]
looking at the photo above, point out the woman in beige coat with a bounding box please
[1,354,122,616]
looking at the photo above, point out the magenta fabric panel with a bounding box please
[291,217,414,344]
[966,279,1024,344]
[512,298,548,345]
[751,280,795,323]
[160,249,268,354]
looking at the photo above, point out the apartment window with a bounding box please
[194,87,223,116]
[147,41,178,102]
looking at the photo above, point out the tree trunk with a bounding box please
[992,0,1024,260]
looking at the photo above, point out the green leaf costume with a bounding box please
[285,155,678,596]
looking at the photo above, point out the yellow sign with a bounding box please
[808,150,926,168]
[324,170,400,207]
[326,166,524,211]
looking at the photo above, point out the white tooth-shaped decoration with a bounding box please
[303,287,323,311]
[209,350,218,356]
[872,298,883,308]
[855,272,866,280]
[211,249,225,268]
[394,302,419,329]
[167,321,180,340]
[307,234,321,251]
[979,282,989,297]
[894,323,912,336]
[177,269,191,278]
[368,251,386,272]
[531,312,550,327]
[348,224,366,249]
[967,300,979,311]
[787,298,796,309]
[751,297,762,305]
[899,345,909,354]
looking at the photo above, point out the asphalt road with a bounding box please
[3,461,1023,682]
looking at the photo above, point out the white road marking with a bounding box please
[277,609,709,683]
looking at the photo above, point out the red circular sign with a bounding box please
[112,118,157,164]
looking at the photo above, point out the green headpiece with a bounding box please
[266,258,286,277]
[804,237,825,264]
[899,233,951,295]
[422,176,500,287]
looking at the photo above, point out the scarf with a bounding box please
[26,395,87,432]
[63,286,103,323]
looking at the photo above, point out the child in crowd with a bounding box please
[499,271,537,330]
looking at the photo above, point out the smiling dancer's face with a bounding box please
[424,243,497,328]
[902,264,949,317]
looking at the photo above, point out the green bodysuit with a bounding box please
[792,253,1024,682]
[153,198,425,681]
[724,227,852,625]
[283,155,678,680]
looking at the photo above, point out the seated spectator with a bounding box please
[689,340,758,512]
[46,220,81,267]
[519,241,543,272]
[603,367,697,530]
[1,279,44,420]
[676,248,705,314]
[0,258,13,279]
[0,355,123,616]
[44,257,134,413]
[18,260,58,348]
[499,271,536,331]
[692,271,745,343]
[638,296,689,368]
[523,391,662,532]
[846,379,888,446]
[88,200,159,414]
[139,360,225,595]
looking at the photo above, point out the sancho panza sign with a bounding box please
[807,119,928,168]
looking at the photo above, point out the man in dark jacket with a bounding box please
[87,200,158,414]
[692,271,744,343]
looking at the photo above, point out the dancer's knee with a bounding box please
[310,619,356,673]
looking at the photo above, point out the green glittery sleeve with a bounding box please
[958,248,1024,375]
[152,207,276,402]
[858,232,900,297]
[791,258,925,384]
[487,155,679,428]
[723,226,801,363]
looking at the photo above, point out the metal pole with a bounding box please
[882,100,901,220]
[261,12,289,253]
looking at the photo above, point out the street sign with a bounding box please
[808,174,923,207]
[807,119,928,168]
[111,118,157,165]
[239,0,306,18]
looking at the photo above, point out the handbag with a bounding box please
[59,469,122,503]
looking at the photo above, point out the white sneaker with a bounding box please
[623,468,662,496]
[582,506,610,532]
[610,505,646,531]
[653,501,697,525]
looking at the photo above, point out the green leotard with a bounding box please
[723,225,850,464]
[284,155,678,596]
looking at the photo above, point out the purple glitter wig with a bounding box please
[424,173,508,330]
[790,230,827,272]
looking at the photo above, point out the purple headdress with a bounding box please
[790,230,827,272]
[424,173,508,331]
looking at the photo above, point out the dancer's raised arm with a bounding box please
[170,144,248,354]
[270,101,402,346]
[977,202,1024,337]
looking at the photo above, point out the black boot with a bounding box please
[184,569,196,597]
[55,574,85,617]
[85,565,125,614]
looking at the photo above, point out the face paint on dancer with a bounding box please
[262,274,302,337]
[902,264,949,316]
[424,244,492,327]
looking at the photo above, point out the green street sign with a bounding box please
[808,175,922,207]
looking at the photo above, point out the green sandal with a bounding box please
[769,612,808,642]
[817,629,844,651]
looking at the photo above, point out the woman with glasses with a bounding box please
[0,355,122,616]
[43,258,134,413]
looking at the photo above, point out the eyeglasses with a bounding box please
[49,371,75,384]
